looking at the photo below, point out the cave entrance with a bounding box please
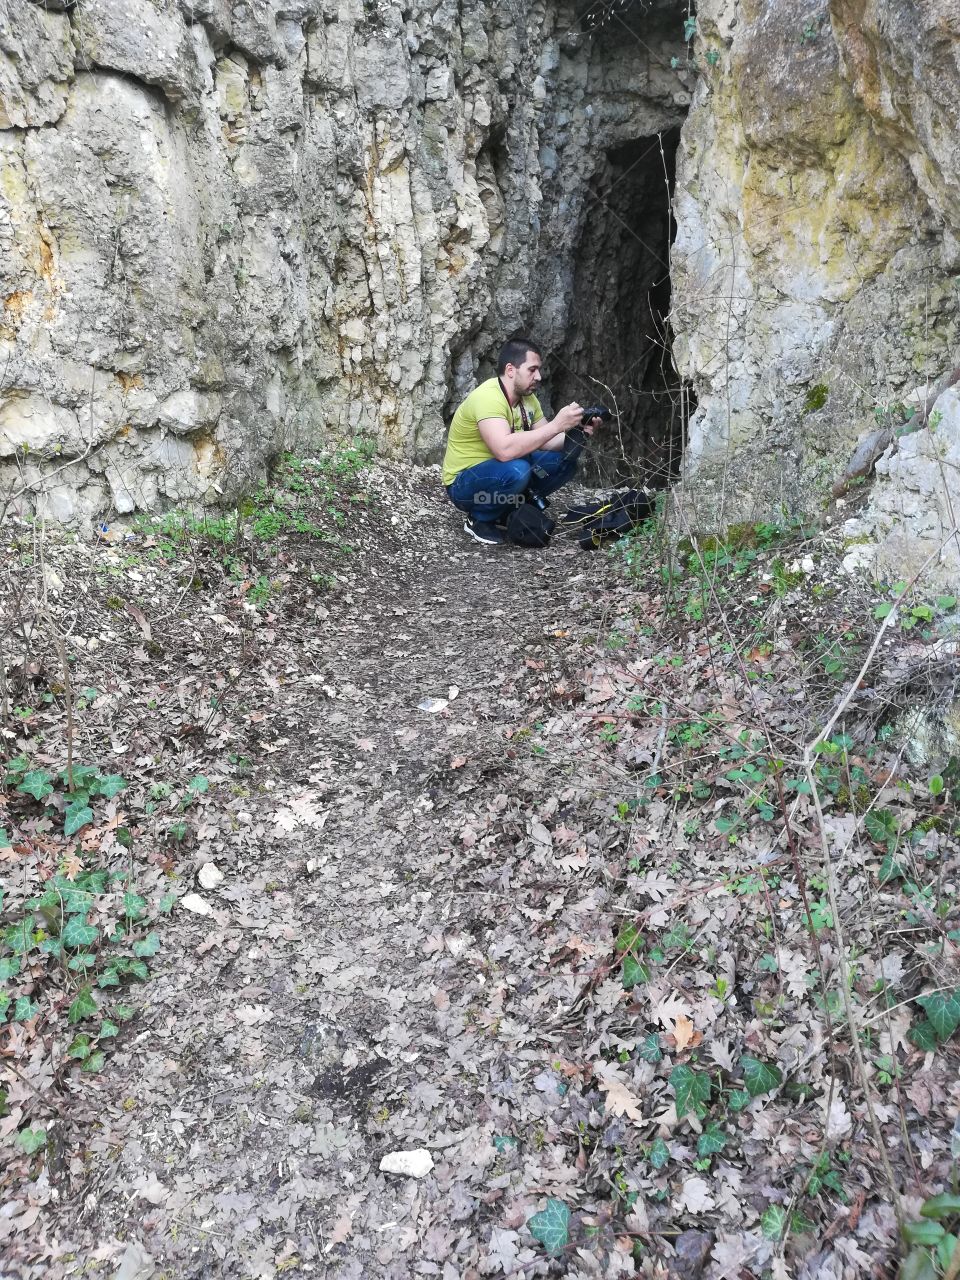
[551,126,688,489]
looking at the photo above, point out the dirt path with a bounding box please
[10,460,939,1280]
[42,512,627,1279]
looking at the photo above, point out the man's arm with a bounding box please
[477,402,584,461]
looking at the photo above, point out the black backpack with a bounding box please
[560,489,653,550]
[505,502,556,547]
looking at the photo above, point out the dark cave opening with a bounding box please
[551,125,690,489]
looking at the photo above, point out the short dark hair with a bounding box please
[497,336,542,375]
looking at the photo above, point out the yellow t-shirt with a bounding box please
[441,377,545,486]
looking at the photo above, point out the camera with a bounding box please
[581,405,612,424]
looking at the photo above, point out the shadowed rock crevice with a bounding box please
[551,125,687,488]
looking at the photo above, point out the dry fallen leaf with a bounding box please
[327,1215,353,1248]
[595,1066,644,1123]
[674,1176,716,1213]
[671,1014,695,1051]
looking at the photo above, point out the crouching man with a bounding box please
[442,337,596,545]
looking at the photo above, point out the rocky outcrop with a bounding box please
[0,0,687,521]
[843,384,960,589]
[2,0,958,585]
[670,0,959,538]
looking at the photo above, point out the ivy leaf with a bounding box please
[615,921,643,952]
[741,1055,783,1097]
[670,1064,711,1119]
[129,959,149,981]
[61,917,98,949]
[527,1198,570,1256]
[697,1124,727,1157]
[93,774,127,798]
[728,1088,752,1111]
[123,892,147,921]
[493,1135,518,1154]
[68,1033,92,1060]
[648,1137,670,1169]
[16,1128,46,1155]
[638,1032,662,1064]
[97,966,121,988]
[67,764,99,789]
[908,1019,938,1052]
[916,991,960,1042]
[13,996,39,1022]
[187,775,209,797]
[878,854,904,885]
[112,1004,135,1022]
[98,1019,120,1039]
[132,932,160,959]
[68,986,98,1024]
[64,803,94,837]
[761,1205,787,1240]
[0,956,21,982]
[865,809,897,844]
[81,1050,106,1074]
[5,920,34,955]
[622,954,650,989]
[18,770,53,801]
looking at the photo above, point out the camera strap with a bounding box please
[498,377,532,431]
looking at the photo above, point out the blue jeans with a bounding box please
[446,452,578,523]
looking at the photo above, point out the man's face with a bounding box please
[512,352,542,395]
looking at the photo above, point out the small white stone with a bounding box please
[417,697,448,714]
[198,863,224,890]
[379,1149,434,1179]
[180,893,213,916]
[801,556,815,573]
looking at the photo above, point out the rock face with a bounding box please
[1,0,958,581]
[0,0,688,521]
[670,0,960,578]
[844,385,960,588]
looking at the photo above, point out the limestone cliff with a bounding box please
[1,0,959,587]
[672,0,960,582]
[0,0,687,520]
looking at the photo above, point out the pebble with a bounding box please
[180,893,213,916]
[379,1149,434,1179]
[198,863,224,890]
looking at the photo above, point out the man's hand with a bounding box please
[555,402,584,432]
[583,414,603,437]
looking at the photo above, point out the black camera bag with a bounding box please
[505,503,556,547]
[560,489,652,551]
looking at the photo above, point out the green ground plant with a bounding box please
[1,758,178,1154]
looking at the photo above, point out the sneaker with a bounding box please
[463,515,505,545]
